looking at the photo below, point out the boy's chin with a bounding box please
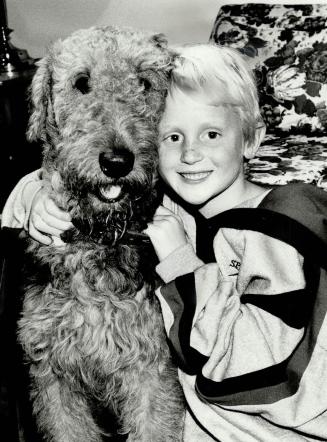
[184,196,208,206]
[178,191,211,207]
[160,181,209,207]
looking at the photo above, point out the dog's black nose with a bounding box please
[99,149,135,178]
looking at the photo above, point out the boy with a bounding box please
[3,45,327,441]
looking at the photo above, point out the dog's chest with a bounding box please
[22,267,162,376]
[21,239,162,384]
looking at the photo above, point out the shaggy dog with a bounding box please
[18,26,184,441]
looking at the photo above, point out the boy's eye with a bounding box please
[200,130,221,143]
[163,133,182,143]
[207,131,219,139]
[170,134,180,142]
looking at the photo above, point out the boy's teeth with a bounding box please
[181,172,210,180]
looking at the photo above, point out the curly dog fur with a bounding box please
[18,26,184,442]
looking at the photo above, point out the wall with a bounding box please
[7,0,326,59]
[6,0,220,58]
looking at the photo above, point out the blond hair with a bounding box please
[170,43,265,145]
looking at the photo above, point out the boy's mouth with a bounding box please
[179,171,212,182]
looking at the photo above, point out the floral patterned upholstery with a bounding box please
[210,3,327,189]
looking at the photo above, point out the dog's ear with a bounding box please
[150,33,168,49]
[27,53,54,143]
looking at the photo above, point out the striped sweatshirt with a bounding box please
[155,183,327,442]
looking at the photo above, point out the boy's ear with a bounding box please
[243,124,266,160]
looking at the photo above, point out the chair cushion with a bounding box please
[210,3,327,190]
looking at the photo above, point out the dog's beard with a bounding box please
[61,182,160,246]
[53,158,160,245]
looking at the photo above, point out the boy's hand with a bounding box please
[28,189,73,245]
[144,205,187,262]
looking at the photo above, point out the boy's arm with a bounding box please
[1,169,72,245]
[1,169,43,230]
[155,221,327,430]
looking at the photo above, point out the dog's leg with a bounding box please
[31,371,103,442]
[120,365,185,442]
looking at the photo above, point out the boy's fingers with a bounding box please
[29,227,65,247]
[151,215,170,222]
[152,214,182,225]
[143,221,169,236]
[154,205,175,216]
[51,235,66,247]
[143,223,156,235]
[45,198,72,221]
[29,225,52,245]
[31,215,64,237]
[47,217,73,231]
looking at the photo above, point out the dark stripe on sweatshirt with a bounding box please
[161,274,208,375]
[241,288,312,329]
[195,208,327,269]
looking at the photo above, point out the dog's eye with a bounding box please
[74,73,91,94]
[139,77,152,92]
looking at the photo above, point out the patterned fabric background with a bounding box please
[210,3,327,189]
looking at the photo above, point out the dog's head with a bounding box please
[28,26,175,245]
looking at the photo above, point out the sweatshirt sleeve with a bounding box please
[1,169,43,230]
[155,219,327,429]
[155,242,203,283]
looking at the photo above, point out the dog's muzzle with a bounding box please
[99,148,135,179]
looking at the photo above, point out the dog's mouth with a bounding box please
[99,184,123,202]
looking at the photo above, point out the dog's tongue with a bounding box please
[101,185,122,200]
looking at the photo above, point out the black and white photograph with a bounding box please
[1,1,327,441]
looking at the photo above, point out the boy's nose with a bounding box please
[180,144,203,164]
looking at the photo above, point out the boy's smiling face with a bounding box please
[158,89,257,206]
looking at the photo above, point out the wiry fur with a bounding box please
[18,26,184,441]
